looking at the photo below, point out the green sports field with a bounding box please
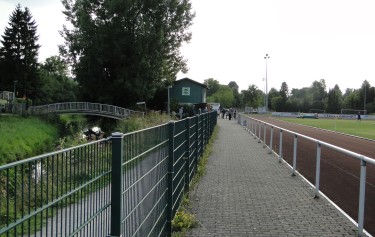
[278,117,375,140]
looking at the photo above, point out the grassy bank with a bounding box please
[0,112,171,165]
[0,115,59,165]
[278,117,375,140]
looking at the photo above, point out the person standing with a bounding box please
[179,107,183,119]
[357,112,361,121]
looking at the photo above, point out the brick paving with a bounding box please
[186,118,360,237]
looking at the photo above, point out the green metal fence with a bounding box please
[0,138,112,237]
[0,112,217,237]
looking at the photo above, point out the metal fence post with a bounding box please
[206,113,209,146]
[258,122,261,143]
[166,121,175,237]
[269,126,273,154]
[279,129,283,163]
[263,124,266,148]
[358,159,367,237]
[184,118,191,192]
[292,134,298,176]
[109,132,124,237]
[200,115,203,157]
[254,121,257,139]
[315,142,322,198]
[194,115,199,168]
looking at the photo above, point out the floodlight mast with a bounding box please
[264,54,270,113]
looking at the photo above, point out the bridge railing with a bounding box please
[28,102,144,119]
[0,112,217,237]
[238,114,375,237]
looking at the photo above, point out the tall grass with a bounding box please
[115,112,175,133]
[0,116,59,165]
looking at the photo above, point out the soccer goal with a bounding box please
[340,109,367,115]
[309,109,325,114]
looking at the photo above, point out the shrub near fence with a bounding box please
[0,111,217,237]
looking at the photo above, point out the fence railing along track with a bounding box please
[0,112,217,237]
[238,114,375,237]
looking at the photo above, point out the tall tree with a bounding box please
[310,79,327,109]
[267,87,279,110]
[279,82,289,101]
[36,56,77,105]
[207,85,234,108]
[228,81,239,93]
[0,4,40,103]
[342,89,361,110]
[204,78,220,97]
[60,0,195,107]
[326,84,342,113]
[360,80,371,112]
[228,81,241,108]
[242,84,262,108]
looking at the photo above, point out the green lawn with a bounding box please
[278,117,375,140]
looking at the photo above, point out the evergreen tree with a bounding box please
[279,82,289,101]
[60,0,195,107]
[0,4,40,103]
[326,84,342,114]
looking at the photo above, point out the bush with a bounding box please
[115,112,172,133]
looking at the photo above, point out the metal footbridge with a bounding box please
[28,102,144,119]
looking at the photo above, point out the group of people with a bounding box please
[221,108,237,120]
[176,106,209,119]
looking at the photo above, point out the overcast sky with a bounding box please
[1,0,375,93]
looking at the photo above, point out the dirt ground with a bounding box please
[249,116,375,236]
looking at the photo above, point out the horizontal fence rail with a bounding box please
[28,102,144,119]
[0,111,217,237]
[238,114,375,237]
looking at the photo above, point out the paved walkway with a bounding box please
[186,118,359,237]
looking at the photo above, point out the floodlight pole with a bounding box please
[264,54,270,113]
[263,78,266,109]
